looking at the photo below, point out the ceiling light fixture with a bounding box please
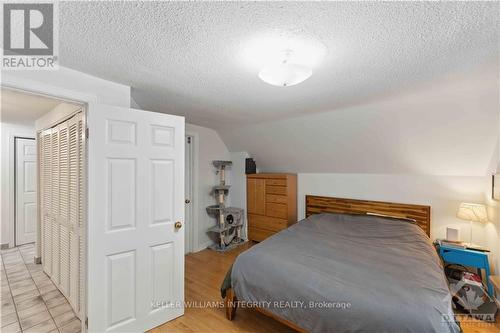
[258,50,313,87]
[241,34,326,88]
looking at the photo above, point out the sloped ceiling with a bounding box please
[220,65,499,176]
[57,2,499,175]
[59,2,499,129]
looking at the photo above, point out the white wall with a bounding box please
[297,173,499,274]
[492,103,500,288]
[186,123,231,251]
[1,66,131,107]
[0,123,36,247]
[229,152,250,240]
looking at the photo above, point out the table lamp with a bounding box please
[456,202,488,247]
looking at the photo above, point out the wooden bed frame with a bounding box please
[224,195,431,332]
[305,195,431,236]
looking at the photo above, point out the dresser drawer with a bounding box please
[266,194,287,204]
[266,203,287,219]
[266,179,287,186]
[248,214,287,232]
[247,173,297,242]
[266,185,287,195]
[248,227,276,242]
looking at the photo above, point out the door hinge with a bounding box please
[85,128,89,140]
[85,317,88,329]
[187,136,191,144]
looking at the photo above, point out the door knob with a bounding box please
[174,221,183,230]
[185,199,191,204]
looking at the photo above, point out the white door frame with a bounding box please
[1,79,96,259]
[185,131,199,252]
[185,135,194,254]
[14,137,36,246]
[2,84,89,333]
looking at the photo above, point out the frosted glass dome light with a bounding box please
[258,49,314,87]
[258,63,312,87]
[241,34,326,86]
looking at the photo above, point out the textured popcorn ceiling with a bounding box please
[59,2,499,130]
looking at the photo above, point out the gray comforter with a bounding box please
[231,213,461,333]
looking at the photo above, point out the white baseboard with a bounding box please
[194,240,214,253]
[192,239,250,254]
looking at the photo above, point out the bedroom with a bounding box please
[0,1,499,333]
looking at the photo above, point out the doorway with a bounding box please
[15,137,36,246]
[3,86,186,332]
[2,87,85,332]
[185,134,195,254]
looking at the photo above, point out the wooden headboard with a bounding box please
[305,195,431,236]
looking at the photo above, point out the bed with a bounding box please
[222,195,461,333]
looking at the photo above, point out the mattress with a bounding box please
[229,213,461,333]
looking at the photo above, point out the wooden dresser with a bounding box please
[247,173,297,242]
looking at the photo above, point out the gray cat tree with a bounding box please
[206,161,245,251]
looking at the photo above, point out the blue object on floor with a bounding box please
[438,245,494,297]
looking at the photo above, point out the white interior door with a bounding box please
[87,104,185,332]
[15,138,37,246]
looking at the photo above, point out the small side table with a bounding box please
[438,245,494,297]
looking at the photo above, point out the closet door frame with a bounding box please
[2,83,95,333]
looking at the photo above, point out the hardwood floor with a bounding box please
[150,242,294,333]
[151,242,500,333]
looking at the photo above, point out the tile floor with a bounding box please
[1,244,81,333]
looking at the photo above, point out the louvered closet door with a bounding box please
[40,112,85,319]
[41,129,53,275]
[51,128,60,285]
[68,113,85,316]
[58,121,70,296]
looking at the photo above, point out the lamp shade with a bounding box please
[456,203,488,223]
